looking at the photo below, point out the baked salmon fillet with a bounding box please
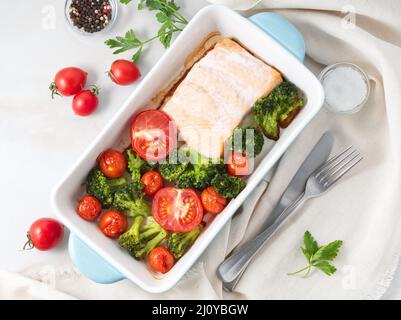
[162,38,282,159]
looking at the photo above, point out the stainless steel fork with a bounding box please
[217,146,363,291]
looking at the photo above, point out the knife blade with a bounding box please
[261,131,334,230]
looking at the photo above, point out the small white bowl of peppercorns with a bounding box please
[65,0,118,36]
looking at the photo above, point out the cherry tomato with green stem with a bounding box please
[24,218,64,251]
[72,86,99,116]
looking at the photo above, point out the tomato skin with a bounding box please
[131,110,176,161]
[109,60,141,86]
[227,152,250,176]
[52,67,87,97]
[76,195,102,221]
[141,171,163,196]
[98,149,127,178]
[201,187,227,214]
[27,218,64,251]
[152,187,203,232]
[98,210,128,238]
[72,90,99,116]
[148,247,174,273]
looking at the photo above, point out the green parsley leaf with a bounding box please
[302,230,319,261]
[311,240,343,263]
[105,29,143,55]
[314,261,337,276]
[288,231,343,278]
[107,0,187,62]
[132,47,143,63]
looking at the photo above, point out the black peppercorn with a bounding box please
[69,0,113,33]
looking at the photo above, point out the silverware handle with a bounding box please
[217,192,306,288]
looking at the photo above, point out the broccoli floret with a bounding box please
[112,181,151,217]
[211,173,246,199]
[177,164,223,189]
[159,162,189,183]
[86,168,126,207]
[253,81,304,140]
[176,148,226,189]
[227,126,264,157]
[118,216,168,259]
[167,225,202,259]
[125,149,155,187]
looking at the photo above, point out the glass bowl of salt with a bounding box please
[318,62,370,114]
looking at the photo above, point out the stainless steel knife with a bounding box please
[260,131,334,230]
[220,131,334,291]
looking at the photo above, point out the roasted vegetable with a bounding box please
[253,100,280,140]
[253,81,304,140]
[211,173,246,199]
[167,225,202,259]
[112,180,151,217]
[86,168,126,207]
[227,126,264,157]
[159,161,189,183]
[274,81,304,128]
[177,148,226,189]
[117,216,168,259]
[125,148,155,188]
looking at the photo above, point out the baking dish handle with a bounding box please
[69,233,125,284]
[248,12,305,62]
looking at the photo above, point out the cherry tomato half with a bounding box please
[76,195,102,221]
[98,149,127,178]
[98,210,128,238]
[148,247,175,273]
[152,187,203,232]
[200,187,227,214]
[227,152,251,176]
[141,170,163,196]
[109,59,141,86]
[25,218,64,251]
[131,110,176,161]
[72,88,99,116]
[50,67,87,98]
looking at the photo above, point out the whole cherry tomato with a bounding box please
[98,149,127,178]
[72,87,99,116]
[227,152,251,176]
[141,171,163,196]
[109,60,141,86]
[50,67,87,98]
[201,187,227,214]
[98,210,128,238]
[76,195,102,221]
[24,218,64,251]
[148,247,175,273]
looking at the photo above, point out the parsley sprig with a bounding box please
[288,231,343,278]
[105,0,188,62]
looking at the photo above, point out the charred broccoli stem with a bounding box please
[118,216,168,259]
[167,225,202,259]
[253,81,304,140]
[211,173,246,199]
[112,180,151,217]
[86,168,126,207]
[227,126,265,157]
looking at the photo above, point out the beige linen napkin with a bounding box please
[3,0,401,299]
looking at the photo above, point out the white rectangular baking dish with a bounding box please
[51,5,324,293]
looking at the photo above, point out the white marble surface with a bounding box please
[0,0,400,299]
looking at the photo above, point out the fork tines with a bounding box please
[315,146,363,187]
